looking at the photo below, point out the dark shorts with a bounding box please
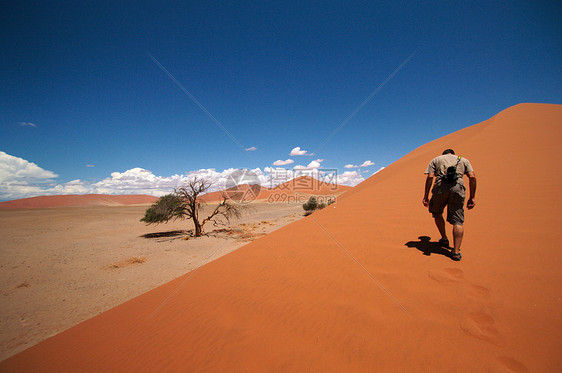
[428,183,466,225]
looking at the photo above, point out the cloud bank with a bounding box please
[0,152,368,201]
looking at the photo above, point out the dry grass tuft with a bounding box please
[107,256,147,269]
[210,226,266,241]
[259,220,275,226]
[128,256,146,264]
[236,227,266,242]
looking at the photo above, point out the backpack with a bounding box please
[442,156,461,184]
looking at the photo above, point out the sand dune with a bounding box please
[272,175,351,195]
[200,176,351,203]
[0,194,159,209]
[1,103,560,371]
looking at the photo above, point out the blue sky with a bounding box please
[1,1,560,200]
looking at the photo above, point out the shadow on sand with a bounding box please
[141,230,189,239]
[404,236,453,259]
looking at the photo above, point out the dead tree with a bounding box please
[141,177,245,237]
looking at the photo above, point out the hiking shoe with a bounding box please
[451,252,462,261]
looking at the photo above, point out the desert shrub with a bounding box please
[302,196,318,212]
[140,194,184,224]
[303,196,327,214]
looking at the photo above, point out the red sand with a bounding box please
[1,103,560,372]
[0,194,158,209]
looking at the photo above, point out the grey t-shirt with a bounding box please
[424,154,474,188]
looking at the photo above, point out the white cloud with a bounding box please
[336,171,365,186]
[18,122,37,128]
[308,160,322,169]
[273,159,294,166]
[0,151,58,183]
[88,167,282,197]
[0,151,59,201]
[245,146,257,151]
[293,159,323,170]
[248,167,272,187]
[289,146,313,156]
[86,164,95,168]
[0,152,198,200]
[345,160,374,169]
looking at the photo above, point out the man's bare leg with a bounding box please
[452,224,464,255]
[434,214,448,241]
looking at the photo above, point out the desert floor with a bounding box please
[0,202,304,360]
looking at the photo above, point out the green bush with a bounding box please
[302,196,317,212]
[141,194,184,224]
[302,196,328,214]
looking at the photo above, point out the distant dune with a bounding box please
[0,194,159,209]
[1,176,350,209]
[199,175,351,203]
[1,103,560,372]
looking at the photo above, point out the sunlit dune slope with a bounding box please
[1,103,560,372]
[0,194,159,209]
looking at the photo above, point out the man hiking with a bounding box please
[423,149,477,261]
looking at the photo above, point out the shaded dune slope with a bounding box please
[1,103,560,372]
[0,194,158,209]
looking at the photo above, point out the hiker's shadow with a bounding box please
[405,236,452,258]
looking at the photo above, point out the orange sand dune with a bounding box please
[0,194,158,209]
[1,103,560,372]
[255,176,351,203]
[199,183,265,203]
[200,176,351,203]
[271,175,352,195]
